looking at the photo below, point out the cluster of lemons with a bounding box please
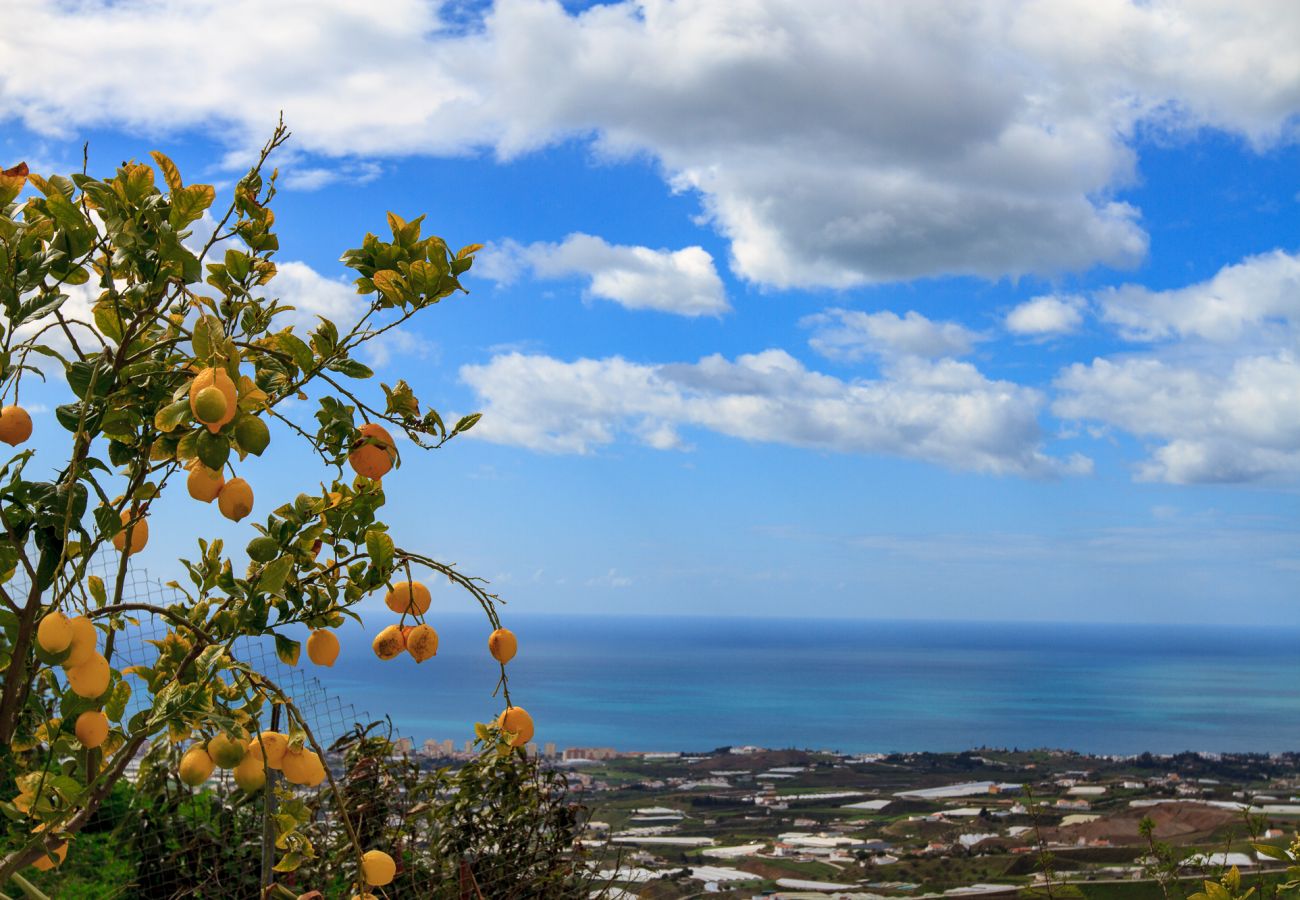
[178,728,324,792]
[185,366,257,521]
[35,612,112,741]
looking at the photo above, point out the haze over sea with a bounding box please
[306,615,1300,756]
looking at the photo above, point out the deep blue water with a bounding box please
[290,615,1300,756]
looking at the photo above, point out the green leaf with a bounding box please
[92,300,125,344]
[106,679,131,722]
[274,332,314,372]
[326,358,373,379]
[382,380,419,418]
[87,574,106,607]
[170,183,215,230]
[154,399,191,433]
[195,429,230,471]
[364,529,394,571]
[1253,843,1292,862]
[273,633,300,667]
[258,556,293,595]
[149,150,183,193]
[452,413,481,435]
[193,316,221,362]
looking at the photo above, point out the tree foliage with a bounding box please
[0,123,532,896]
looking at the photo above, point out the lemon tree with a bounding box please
[0,123,528,894]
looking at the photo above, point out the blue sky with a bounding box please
[2,0,1298,623]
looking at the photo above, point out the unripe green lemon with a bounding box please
[233,414,270,456]
[208,732,246,769]
[192,386,229,425]
[247,536,279,563]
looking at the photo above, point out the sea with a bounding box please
[292,615,1300,756]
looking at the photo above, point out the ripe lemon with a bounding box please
[281,747,326,786]
[384,580,430,615]
[66,653,110,699]
[371,624,405,661]
[208,732,246,769]
[217,477,254,522]
[36,612,73,655]
[191,385,229,426]
[112,509,148,555]
[488,628,517,664]
[0,405,33,446]
[248,731,288,769]
[307,630,340,667]
[496,707,534,747]
[361,849,396,886]
[405,624,438,663]
[63,616,97,668]
[233,753,266,792]
[179,745,215,786]
[75,710,109,748]
[186,462,225,503]
[189,368,237,433]
[348,423,396,480]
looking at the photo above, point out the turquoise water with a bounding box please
[302,615,1300,755]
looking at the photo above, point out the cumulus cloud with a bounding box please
[1006,294,1086,336]
[804,309,982,360]
[3,1,1299,288]
[1054,251,1300,484]
[481,233,728,316]
[1054,353,1300,484]
[1097,249,1300,345]
[460,349,1090,477]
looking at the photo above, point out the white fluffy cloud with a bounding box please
[1006,295,1086,336]
[480,233,728,316]
[460,348,1090,477]
[804,309,981,360]
[3,1,1299,288]
[1055,353,1300,483]
[1054,250,1300,484]
[1097,249,1300,345]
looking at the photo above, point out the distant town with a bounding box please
[396,743,1300,900]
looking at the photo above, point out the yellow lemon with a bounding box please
[496,707,534,747]
[361,849,396,886]
[405,624,438,663]
[66,653,110,699]
[74,710,109,749]
[233,753,266,792]
[0,405,33,446]
[248,731,288,769]
[112,509,148,555]
[186,462,225,502]
[384,580,430,615]
[217,477,254,522]
[371,624,405,661]
[488,628,517,664]
[189,367,236,433]
[36,612,73,655]
[179,745,215,786]
[63,616,97,668]
[348,423,396,480]
[281,747,326,786]
[307,630,340,667]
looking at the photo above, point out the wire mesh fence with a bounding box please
[11,553,606,899]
